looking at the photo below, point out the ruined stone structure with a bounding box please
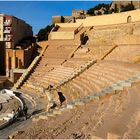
[111,1,140,12]
[52,16,73,24]
[52,10,87,25]
[75,9,140,26]
[2,9,140,139]
[72,9,87,18]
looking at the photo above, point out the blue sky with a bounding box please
[0,1,111,34]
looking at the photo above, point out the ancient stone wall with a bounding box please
[76,9,140,26]
[56,23,81,28]
[52,16,62,24]
[72,10,87,18]
[111,1,140,11]
[52,16,73,24]
[50,31,74,40]
[104,44,140,63]
[87,21,140,45]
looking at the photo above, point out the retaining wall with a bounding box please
[50,31,74,40]
[76,9,140,26]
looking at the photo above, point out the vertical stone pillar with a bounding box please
[10,69,14,82]
[12,50,16,69]
[6,51,9,77]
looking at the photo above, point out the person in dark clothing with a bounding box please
[23,105,28,120]
[17,106,22,117]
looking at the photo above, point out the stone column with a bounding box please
[10,69,14,83]
[6,51,9,77]
[12,50,16,69]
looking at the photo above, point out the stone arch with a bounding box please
[127,16,132,23]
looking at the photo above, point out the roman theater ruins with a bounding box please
[1,9,140,139]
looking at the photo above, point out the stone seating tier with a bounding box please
[58,27,77,31]
[104,44,140,63]
[29,81,140,139]
[57,60,140,105]
[48,40,80,46]
[27,66,75,89]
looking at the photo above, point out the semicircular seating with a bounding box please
[56,60,140,105]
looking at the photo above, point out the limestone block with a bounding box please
[119,80,131,87]
[51,31,74,40]
[128,75,140,84]
[53,110,62,115]
[47,113,55,117]
[112,84,123,91]
[89,95,98,100]
[98,91,106,97]
[102,87,113,93]
[66,104,74,109]
[75,100,85,106]
[59,107,68,112]
[83,96,91,102]
[39,115,48,120]
[32,117,40,122]
[107,132,121,139]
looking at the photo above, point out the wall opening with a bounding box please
[127,16,132,23]
[0,42,6,75]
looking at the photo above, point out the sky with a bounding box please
[0,1,111,35]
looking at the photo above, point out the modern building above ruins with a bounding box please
[0,14,35,80]
[0,14,32,49]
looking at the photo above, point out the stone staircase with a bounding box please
[13,25,90,92]
[22,44,126,108]
[25,58,96,94]
[12,55,41,90]
[33,71,140,122]
[51,60,140,104]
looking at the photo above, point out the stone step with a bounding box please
[32,74,140,124]
[52,109,62,115]
[71,78,93,95]
[88,69,131,81]
[91,65,134,77]
[79,73,106,91]
[60,83,80,103]
[98,61,140,73]
[111,83,124,91]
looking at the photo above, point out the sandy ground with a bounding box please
[12,82,140,139]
